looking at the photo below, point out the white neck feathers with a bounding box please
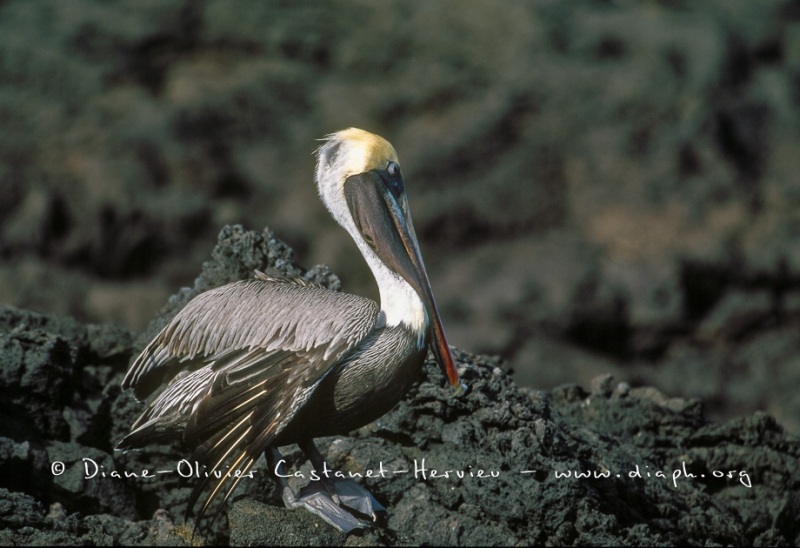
[315,129,428,347]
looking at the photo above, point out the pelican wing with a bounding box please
[119,276,379,525]
[179,342,355,525]
[122,276,378,400]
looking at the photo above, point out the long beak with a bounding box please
[344,171,463,394]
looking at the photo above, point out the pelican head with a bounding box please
[315,128,461,392]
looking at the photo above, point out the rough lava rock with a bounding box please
[0,225,798,546]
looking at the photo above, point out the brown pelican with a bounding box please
[116,128,464,532]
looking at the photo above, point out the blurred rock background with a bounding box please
[1,0,799,433]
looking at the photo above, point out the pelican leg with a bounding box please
[265,447,368,533]
[298,440,386,520]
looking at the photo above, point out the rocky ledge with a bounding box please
[0,226,797,546]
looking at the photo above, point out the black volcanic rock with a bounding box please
[0,226,797,546]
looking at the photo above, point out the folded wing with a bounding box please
[118,275,379,525]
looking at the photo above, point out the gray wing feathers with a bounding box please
[122,278,378,400]
[118,276,379,525]
[116,365,216,449]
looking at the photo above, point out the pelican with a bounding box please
[116,128,464,533]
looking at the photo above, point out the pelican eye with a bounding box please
[383,161,404,198]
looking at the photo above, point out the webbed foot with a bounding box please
[266,444,384,534]
[280,481,369,533]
